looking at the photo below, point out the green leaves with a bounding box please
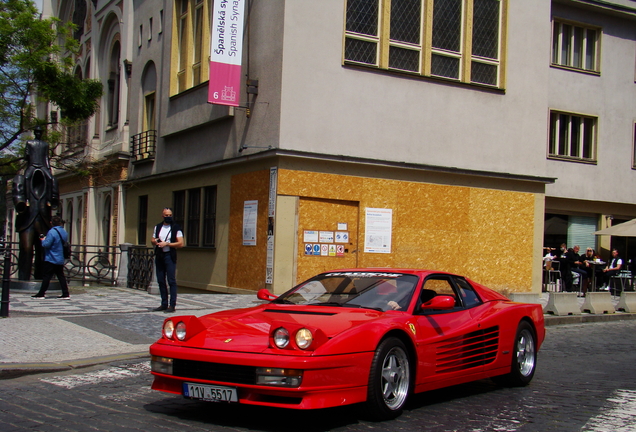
[0,0,103,157]
[34,61,102,122]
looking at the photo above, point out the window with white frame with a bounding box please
[344,0,505,87]
[172,0,211,94]
[551,19,600,73]
[548,111,597,162]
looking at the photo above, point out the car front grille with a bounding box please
[173,359,257,385]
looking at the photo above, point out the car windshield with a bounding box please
[274,271,420,312]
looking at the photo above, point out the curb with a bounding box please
[0,352,149,380]
[544,311,636,326]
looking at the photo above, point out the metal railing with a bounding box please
[0,242,119,286]
[130,130,157,161]
[127,246,155,290]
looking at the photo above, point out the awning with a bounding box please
[594,218,636,236]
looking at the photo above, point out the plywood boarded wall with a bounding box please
[277,169,535,292]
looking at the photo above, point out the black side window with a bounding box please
[417,277,461,314]
[454,277,483,308]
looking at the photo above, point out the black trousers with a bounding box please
[37,261,69,296]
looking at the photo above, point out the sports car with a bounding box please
[150,269,545,420]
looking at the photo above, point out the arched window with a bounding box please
[107,40,121,128]
[102,195,112,246]
[66,201,74,244]
[76,198,83,244]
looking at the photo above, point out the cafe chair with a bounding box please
[610,270,632,296]
[546,261,561,292]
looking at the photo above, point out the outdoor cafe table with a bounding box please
[587,260,606,292]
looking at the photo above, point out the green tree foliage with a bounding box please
[0,0,102,168]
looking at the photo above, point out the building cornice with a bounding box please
[125,149,556,187]
[553,0,636,19]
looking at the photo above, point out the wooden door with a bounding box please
[296,198,359,284]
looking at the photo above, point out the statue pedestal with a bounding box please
[8,280,61,292]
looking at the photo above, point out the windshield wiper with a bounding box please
[309,302,343,307]
[272,298,295,305]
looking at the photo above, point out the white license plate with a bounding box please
[183,383,238,402]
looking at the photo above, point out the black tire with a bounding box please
[363,337,411,421]
[493,321,537,387]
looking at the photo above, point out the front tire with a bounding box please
[493,320,537,386]
[364,337,411,420]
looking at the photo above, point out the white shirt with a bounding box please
[156,225,183,252]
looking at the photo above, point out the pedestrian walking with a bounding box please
[31,215,70,299]
[151,207,184,312]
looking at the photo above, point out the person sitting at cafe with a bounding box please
[570,245,588,293]
[600,249,622,291]
[580,248,601,293]
[554,243,576,292]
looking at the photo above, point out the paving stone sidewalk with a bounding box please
[0,286,260,377]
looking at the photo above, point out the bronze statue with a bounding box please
[12,127,59,280]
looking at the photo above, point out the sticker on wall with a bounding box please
[335,231,349,243]
[336,245,344,257]
[304,230,319,243]
[266,235,274,284]
[319,231,334,243]
[328,245,336,256]
[305,244,313,255]
[321,244,329,256]
[313,244,320,255]
[338,223,348,231]
[268,167,277,217]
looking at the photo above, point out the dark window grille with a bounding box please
[390,0,421,44]
[432,0,462,52]
[202,186,217,247]
[472,0,500,60]
[138,195,148,245]
[187,188,201,246]
[173,190,186,231]
[346,0,378,36]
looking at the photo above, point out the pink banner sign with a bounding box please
[208,0,246,106]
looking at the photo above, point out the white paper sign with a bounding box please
[364,208,392,253]
[243,200,258,245]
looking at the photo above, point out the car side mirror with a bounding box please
[420,295,455,311]
[257,288,278,301]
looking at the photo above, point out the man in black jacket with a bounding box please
[555,243,575,292]
[151,208,184,312]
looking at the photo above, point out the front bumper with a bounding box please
[150,343,374,410]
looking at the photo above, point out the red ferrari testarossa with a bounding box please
[150,269,545,420]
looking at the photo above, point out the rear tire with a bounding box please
[493,321,537,386]
[363,337,411,421]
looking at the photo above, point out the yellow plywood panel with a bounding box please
[227,170,270,290]
[278,170,364,200]
[277,169,536,293]
[296,198,359,283]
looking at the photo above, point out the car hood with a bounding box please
[172,304,384,353]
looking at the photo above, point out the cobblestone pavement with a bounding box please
[0,320,634,431]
